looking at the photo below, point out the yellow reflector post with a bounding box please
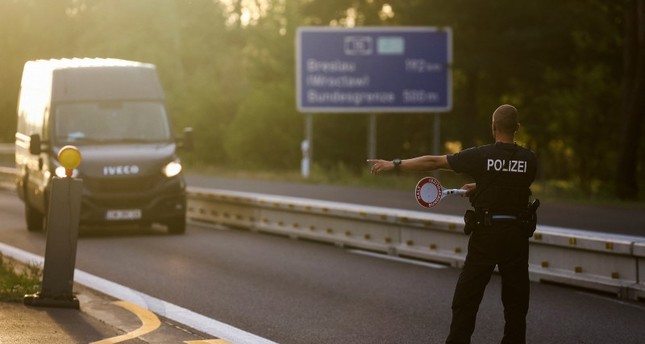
[58,145,81,177]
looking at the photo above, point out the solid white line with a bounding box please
[348,249,447,269]
[0,242,277,344]
[0,242,44,265]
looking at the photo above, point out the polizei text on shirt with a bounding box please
[487,159,528,173]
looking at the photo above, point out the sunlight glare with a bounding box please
[379,4,395,21]
[219,0,270,27]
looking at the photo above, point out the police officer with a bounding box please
[368,104,537,344]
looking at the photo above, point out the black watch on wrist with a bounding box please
[392,158,402,169]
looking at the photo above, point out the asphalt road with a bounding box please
[1,187,645,343]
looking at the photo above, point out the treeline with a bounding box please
[0,0,643,199]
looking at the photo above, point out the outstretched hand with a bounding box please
[367,159,393,174]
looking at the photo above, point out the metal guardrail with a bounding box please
[1,167,644,300]
[187,188,645,301]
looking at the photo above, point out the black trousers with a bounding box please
[445,222,530,344]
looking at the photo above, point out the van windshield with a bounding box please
[53,101,172,144]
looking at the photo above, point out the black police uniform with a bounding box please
[445,142,537,344]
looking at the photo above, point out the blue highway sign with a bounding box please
[296,27,452,113]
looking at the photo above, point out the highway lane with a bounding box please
[1,189,645,343]
[186,174,645,237]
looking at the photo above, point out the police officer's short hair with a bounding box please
[493,104,519,134]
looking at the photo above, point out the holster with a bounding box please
[463,209,493,235]
[518,199,540,237]
[463,209,477,235]
[463,209,492,235]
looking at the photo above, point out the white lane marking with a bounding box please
[0,242,277,344]
[348,249,447,269]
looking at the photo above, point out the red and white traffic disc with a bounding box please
[415,176,443,208]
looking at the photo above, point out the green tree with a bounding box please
[221,0,304,169]
[169,0,245,164]
[223,84,301,169]
[617,0,645,199]
[0,0,79,141]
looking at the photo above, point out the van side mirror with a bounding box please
[181,127,193,151]
[29,134,42,155]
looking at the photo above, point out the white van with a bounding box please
[15,58,192,234]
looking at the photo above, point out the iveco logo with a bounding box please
[103,165,140,176]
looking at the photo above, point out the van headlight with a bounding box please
[162,160,182,178]
[54,166,79,178]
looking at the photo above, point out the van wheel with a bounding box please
[25,203,44,232]
[166,217,186,235]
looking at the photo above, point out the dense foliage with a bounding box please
[0,0,643,199]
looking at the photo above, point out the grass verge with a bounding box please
[0,253,41,302]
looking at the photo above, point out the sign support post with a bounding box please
[301,113,313,178]
[367,113,377,160]
[433,113,441,177]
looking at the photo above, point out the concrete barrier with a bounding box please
[2,167,644,300]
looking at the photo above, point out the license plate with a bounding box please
[105,209,142,221]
